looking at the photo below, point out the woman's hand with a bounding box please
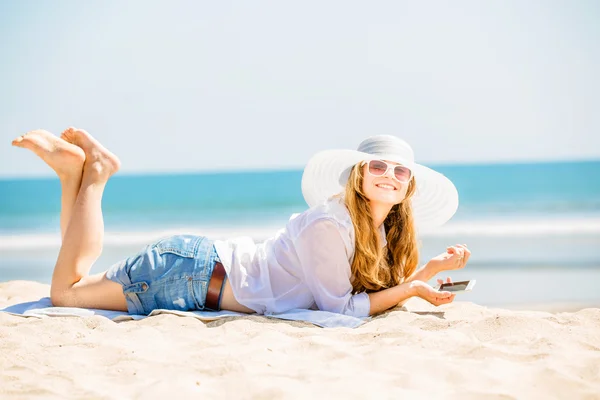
[436,276,454,288]
[427,244,471,273]
[411,280,455,307]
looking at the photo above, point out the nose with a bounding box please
[383,166,396,179]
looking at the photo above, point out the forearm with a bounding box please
[367,281,418,315]
[405,262,441,284]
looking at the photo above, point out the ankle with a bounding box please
[58,171,83,185]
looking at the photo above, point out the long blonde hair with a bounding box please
[341,162,419,294]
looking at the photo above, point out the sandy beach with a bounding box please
[1,281,599,399]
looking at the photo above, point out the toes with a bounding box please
[11,133,34,147]
[60,127,76,143]
[11,136,25,147]
[61,126,93,147]
[60,126,73,136]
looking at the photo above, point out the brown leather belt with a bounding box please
[206,261,226,311]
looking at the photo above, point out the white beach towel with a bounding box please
[1,297,367,328]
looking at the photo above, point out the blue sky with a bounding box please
[1,1,599,177]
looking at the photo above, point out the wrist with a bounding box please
[424,260,443,275]
[408,280,422,297]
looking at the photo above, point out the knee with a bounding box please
[50,286,73,307]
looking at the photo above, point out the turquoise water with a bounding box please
[1,160,599,234]
[1,160,599,305]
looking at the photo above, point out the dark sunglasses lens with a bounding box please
[394,166,412,182]
[368,160,388,175]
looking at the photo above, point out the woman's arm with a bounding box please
[367,280,455,315]
[407,244,471,284]
[367,281,418,315]
[295,219,372,318]
[371,245,472,315]
[404,261,441,284]
[365,249,459,314]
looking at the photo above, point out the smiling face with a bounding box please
[361,160,410,206]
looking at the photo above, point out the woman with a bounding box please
[11,128,470,317]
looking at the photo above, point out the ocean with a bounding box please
[1,160,599,307]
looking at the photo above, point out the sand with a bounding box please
[1,281,599,399]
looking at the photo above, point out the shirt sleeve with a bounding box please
[294,219,371,318]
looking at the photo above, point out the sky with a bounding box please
[0,0,599,178]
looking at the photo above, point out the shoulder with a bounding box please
[309,196,354,230]
[295,196,355,246]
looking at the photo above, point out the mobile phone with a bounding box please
[438,280,476,293]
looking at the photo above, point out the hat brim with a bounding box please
[301,149,459,232]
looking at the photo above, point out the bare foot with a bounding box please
[61,127,121,181]
[11,129,85,180]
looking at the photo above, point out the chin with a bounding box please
[369,193,403,206]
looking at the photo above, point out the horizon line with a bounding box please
[1,157,599,181]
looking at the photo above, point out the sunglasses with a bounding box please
[362,160,413,183]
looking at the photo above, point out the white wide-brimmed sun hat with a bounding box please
[301,135,459,231]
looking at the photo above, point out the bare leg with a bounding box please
[48,128,127,311]
[12,129,85,241]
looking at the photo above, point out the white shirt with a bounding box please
[213,195,387,318]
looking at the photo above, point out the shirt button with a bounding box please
[141,283,148,290]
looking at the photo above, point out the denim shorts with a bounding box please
[105,235,222,315]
